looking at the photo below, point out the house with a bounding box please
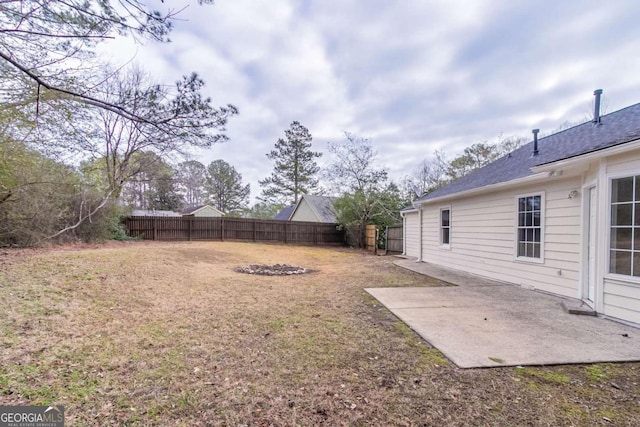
[290,195,338,223]
[403,90,640,326]
[273,205,295,221]
[131,209,181,217]
[275,195,338,223]
[181,204,225,217]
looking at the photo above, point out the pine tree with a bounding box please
[259,121,322,204]
[205,160,250,216]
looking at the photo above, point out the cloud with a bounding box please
[96,0,640,204]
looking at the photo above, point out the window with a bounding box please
[440,208,450,246]
[517,195,541,258]
[610,176,640,276]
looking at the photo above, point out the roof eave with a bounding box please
[190,205,224,216]
[400,208,418,216]
[415,136,640,207]
[413,172,549,207]
[531,137,640,173]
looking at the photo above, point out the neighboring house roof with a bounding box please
[291,194,338,223]
[181,204,224,216]
[415,101,640,204]
[131,209,181,217]
[273,205,295,220]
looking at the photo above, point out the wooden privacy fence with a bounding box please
[365,224,378,252]
[124,216,345,245]
[385,224,403,253]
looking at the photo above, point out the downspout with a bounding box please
[595,157,607,314]
[417,205,423,262]
[400,212,406,255]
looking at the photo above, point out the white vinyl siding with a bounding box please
[290,199,318,222]
[418,177,581,297]
[403,211,420,258]
[191,205,223,217]
[602,278,640,324]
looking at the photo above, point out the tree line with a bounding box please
[1,112,523,247]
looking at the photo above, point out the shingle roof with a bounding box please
[181,204,224,216]
[416,102,640,203]
[181,205,206,214]
[300,194,338,223]
[273,205,295,220]
[131,209,181,217]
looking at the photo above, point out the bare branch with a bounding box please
[0,28,114,38]
[43,189,115,241]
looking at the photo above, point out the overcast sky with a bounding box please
[100,0,640,203]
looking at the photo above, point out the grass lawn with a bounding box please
[1,241,639,426]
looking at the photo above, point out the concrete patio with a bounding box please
[365,258,640,368]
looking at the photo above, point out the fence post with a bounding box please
[221,218,225,241]
[314,224,318,245]
[284,222,288,244]
[153,217,158,241]
[374,227,378,255]
[188,217,192,241]
[253,219,257,242]
[384,226,388,254]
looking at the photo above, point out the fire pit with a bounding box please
[234,264,308,276]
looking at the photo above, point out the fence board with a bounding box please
[125,216,344,246]
[365,224,378,252]
[385,225,403,253]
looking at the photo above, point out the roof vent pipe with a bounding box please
[593,89,603,124]
[532,129,539,156]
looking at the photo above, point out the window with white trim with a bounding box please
[440,208,450,246]
[517,195,541,258]
[610,176,640,276]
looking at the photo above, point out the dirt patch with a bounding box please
[0,241,638,426]
[235,263,308,276]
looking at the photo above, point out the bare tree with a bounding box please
[0,0,215,123]
[120,152,182,210]
[409,149,450,196]
[408,134,527,198]
[50,66,236,235]
[326,133,402,247]
[325,132,387,195]
[176,160,207,207]
[84,67,236,203]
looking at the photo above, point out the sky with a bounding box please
[99,0,640,204]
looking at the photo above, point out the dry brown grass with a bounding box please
[1,241,639,426]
